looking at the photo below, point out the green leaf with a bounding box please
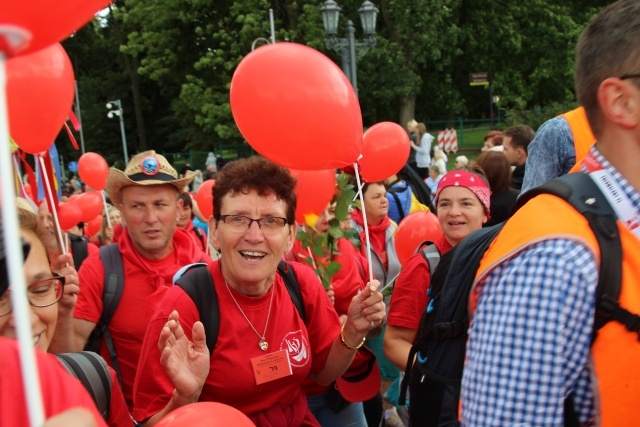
[326,260,342,276]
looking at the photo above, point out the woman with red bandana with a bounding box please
[383,166,490,372]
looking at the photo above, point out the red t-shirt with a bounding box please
[387,237,452,330]
[74,228,209,409]
[133,260,340,424]
[0,338,107,427]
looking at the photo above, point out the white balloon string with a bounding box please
[352,162,374,283]
[38,155,67,254]
[0,52,45,427]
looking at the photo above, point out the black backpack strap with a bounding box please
[56,351,112,421]
[174,264,217,353]
[68,234,89,270]
[86,244,125,389]
[278,261,306,322]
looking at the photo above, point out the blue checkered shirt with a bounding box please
[461,147,640,426]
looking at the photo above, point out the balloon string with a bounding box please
[0,52,46,427]
[38,155,67,255]
[353,162,374,284]
[101,191,111,229]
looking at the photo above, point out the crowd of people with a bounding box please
[2,1,639,425]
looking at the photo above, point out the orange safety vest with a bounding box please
[563,106,597,173]
[470,194,640,426]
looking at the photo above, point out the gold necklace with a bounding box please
[224,278,275,351]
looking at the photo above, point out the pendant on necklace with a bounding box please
[259,338,269,351]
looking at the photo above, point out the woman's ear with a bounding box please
[209,217,220,251]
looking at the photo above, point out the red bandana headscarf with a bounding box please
[434,170,491,217]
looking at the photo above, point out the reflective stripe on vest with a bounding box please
[471,194,640,426]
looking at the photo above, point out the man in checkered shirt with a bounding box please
[461,1,640,425]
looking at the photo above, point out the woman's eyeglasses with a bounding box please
[0,273,65,317]
[219,214,288,234]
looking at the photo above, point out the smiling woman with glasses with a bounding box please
[134,156,386,426]
[0,273,65,317]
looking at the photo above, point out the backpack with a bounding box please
[173,260,305,353]
[56,351,112,421]
[399,172,639,426]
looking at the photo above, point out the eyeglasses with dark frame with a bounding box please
[219,215,289,233]
[621,74,640,80]
[0,273,65,317]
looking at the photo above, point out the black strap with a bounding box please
[56,351,112,420]
[175,264,218,353]
[96,244,125,388]
[68,233,89,270]
[175,261,306,355]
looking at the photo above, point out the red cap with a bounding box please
[335,346,381,402]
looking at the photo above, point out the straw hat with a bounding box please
[105,150,194,206]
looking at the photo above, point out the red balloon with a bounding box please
[194,180,215,219]
[57,203,82,231]
[74,191,103,223]
[155,402,255,427]
[78,152,109,191]
[7,43,75,154]
[1,0,111,56]
[231,43,363,170]
[67,193,81,204]
[394,212,444,265]
[359,122,411,182]
[290,169,337,224]
[85,214,103,237]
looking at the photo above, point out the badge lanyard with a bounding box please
[583,151,640,240]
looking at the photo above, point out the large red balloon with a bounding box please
[231,43,363,170]
[155,402,255,427]
[1,0,111,56]
[290,169,336,224]
[359,122,410,182]
[78,152,109,191]
[74,192,103,223]
[394,212,443,265]
[57,203,82,231]
[7,43,75,154]
[194,180,215,219]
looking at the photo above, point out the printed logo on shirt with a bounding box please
[280,330,310,368]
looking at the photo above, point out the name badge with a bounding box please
[251,349,293,385]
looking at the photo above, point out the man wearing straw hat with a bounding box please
[58,150,209,410]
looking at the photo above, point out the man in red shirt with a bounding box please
[55,151,209,410]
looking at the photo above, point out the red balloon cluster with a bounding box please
[290,169,336,224]
[56,191,104,232]
[85,215,103,237]
[359,122,410,182]
[78,152,109,191]
[57,203,83,231]
[155,402,255,427]
[7,43,75,155]
[394,212,443,265]
[230,43,363,170]
[195,180,215,220]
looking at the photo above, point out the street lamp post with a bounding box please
[320,0,378,95]
[106,100,129,165]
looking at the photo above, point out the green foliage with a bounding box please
[64,0,609,163]
[295,173,360,289]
